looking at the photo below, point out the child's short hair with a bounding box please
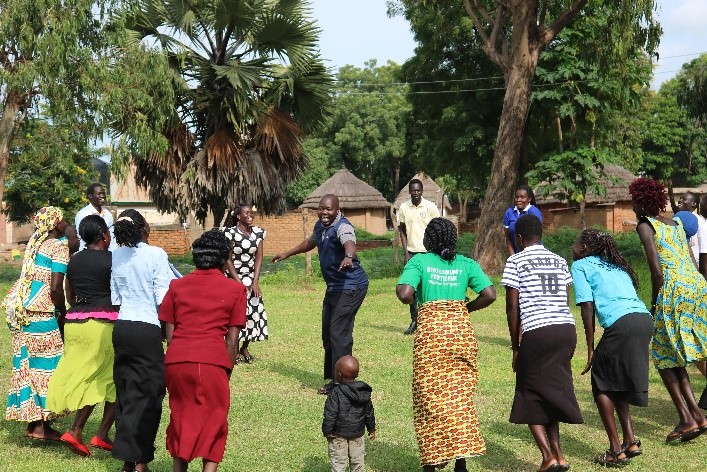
[515,214,542,240]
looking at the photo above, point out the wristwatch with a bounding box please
[345,253,354,258]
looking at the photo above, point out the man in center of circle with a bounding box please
[273,194,369,395]
[397,178,440,335]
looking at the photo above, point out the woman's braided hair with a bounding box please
[424,217,457,261]
[579,229,639,289]
[113,209,147,247]
[79,214,108,246]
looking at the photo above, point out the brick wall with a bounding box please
[150,226,191,256]
[252,209,315,255]
[541,202,640,233]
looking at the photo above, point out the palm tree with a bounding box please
[120,0,333,224]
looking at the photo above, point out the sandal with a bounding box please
[621,438,641,458]
[239,349,254,364]
[537,462,561,472]
[666,427,701,443]
[234,355,243,366]
[593,449,629,467]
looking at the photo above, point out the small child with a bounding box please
[571,229,652,466]
[501,214,582,472]
[322,355,376,472]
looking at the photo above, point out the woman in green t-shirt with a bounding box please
[396,218,496,472]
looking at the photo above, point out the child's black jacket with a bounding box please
[322,381,376,439]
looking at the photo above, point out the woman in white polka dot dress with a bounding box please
[224,204,268,363]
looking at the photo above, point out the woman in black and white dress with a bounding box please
[224,203,268,363]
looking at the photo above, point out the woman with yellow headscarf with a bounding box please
[4,206,72,440]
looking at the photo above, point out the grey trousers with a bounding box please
[327,435,365,472]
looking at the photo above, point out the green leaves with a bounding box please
[527,147,616,205]
[112,0,333,221]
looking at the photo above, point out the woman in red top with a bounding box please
[158,230,247,472]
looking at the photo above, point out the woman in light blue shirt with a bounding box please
[110,209,174,472]
[571,229,651,467]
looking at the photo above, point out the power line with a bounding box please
[339,71,683,96]
[335,52,706,89]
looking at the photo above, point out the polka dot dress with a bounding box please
[224,225,268,342]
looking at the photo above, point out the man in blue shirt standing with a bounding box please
[273,194,369,395]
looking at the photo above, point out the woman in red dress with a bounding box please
[159,229,247,472]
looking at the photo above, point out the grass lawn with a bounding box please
[0,230,705,471]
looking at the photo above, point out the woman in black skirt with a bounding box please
[571,229,653,466]
[111,210,174,472]
[501,215,582,472]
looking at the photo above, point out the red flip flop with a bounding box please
[60,432,90,457]
[89,435,113,451]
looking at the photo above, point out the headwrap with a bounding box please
[4,206,64,327]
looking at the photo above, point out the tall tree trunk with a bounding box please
[473,20,540,273]
[0,91,23,205]
[556,116,564,152]
[212,201,227,228]
[579,198,586,230]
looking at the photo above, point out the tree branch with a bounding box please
[540,0,588,49]
[539,0,549,28]
[464,0,491,44]
[464,0,510,72]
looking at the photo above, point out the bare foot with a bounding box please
[25,421,62,441]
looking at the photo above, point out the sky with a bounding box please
[310,0,707,90]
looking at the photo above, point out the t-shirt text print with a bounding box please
[427,267,462,286]
[501,245,575,333]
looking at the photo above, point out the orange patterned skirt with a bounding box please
[413,300,485,466]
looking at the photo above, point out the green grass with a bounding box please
[0,230,705,471]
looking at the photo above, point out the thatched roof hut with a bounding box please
[300,169,391,234]
[534,164,637,205]
[393,172,452,212]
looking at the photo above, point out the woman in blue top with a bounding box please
[571,229,652,466]
[503,185,543,255]
[111,209,174,472]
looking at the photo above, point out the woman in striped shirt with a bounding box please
[501,214,582,472]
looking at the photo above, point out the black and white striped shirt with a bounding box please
[501,244,574,333]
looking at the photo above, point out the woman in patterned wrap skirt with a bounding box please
[396,218,496,472]
[4,207,73,440]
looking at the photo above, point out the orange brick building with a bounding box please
[535,165,641,233]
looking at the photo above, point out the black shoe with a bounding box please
[699,385,707,410]
[404,321,417,335]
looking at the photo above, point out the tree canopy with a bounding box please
[0,0,115,206]
[4,119,98,223]
[113,0,333,224]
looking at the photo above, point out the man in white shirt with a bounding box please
[75,183,117,251]
[678,191,707,279]
[397,179,440,334]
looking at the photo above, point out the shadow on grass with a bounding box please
[481,420,595,471]
[269,362,323,391]
[476,334,512,349]
[366,438,421,471]
[301,454,330,471]
[369,323,408,335]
